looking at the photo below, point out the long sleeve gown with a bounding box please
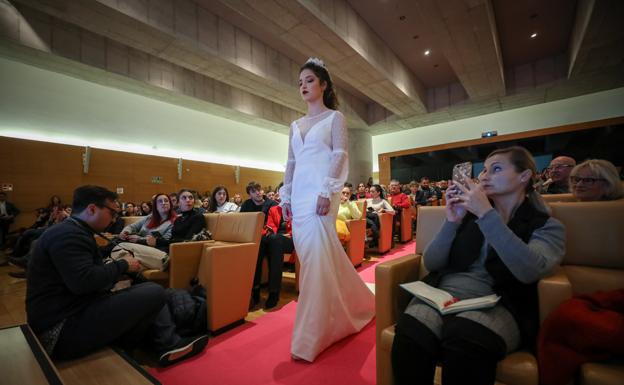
[279,109,375,362]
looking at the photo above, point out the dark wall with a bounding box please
[391,125,624,182]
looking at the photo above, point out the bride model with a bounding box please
[279,58,375,362]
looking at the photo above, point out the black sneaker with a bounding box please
[158,334,209,367]
[265,293,279,309]
[8,256,27,269]
[8,270,26,279]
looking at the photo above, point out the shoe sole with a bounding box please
[159,335,209,366]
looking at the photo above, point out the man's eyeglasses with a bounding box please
[99,205,120,219]
[570,176,605,185]
[547,164,574,171]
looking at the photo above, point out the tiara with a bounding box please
[305,57,326,68]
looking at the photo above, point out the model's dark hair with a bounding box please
[208,185,230,213]
[72,185,118,213]
[300,61,339,110]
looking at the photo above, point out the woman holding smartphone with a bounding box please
[392,146,565,385]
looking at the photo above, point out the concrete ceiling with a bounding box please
[1,0,623,136]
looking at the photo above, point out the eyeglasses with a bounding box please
[570,176,605,185]
[99,205,120,219]
[547,164,574,171]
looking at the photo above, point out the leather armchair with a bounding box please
[376,200,624,385]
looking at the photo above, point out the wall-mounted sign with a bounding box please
[116,187,124,194]
[151,176,163,184]
[1,183,13,192]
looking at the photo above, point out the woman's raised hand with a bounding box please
[445,182,467,222]
[453,176,492,218]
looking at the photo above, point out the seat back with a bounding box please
[122,216,143,226]
[211,212,263,244]
[549,200,624,294]
[541,193,576,203]
[204,213,220,235]
[415,206,446,256]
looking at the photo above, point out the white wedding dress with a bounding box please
[280,109,375,362]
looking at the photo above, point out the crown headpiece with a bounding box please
[305,57,326,68]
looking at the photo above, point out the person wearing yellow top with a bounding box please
[336,187,362,242]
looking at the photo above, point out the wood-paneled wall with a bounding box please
[0,137,284,229]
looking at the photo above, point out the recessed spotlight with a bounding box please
[530,32,538,39]
[424,50,431,56]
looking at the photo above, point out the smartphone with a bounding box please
[451,162,473,192]
[151,231,162,238]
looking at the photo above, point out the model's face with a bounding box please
[479,154,528,197]
[215,190,227,205]
[178,192,195,212]
[299,69,325,104]
[571,167,606,202]
[341,187,351,203]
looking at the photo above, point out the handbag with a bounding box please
[111,242,169,271]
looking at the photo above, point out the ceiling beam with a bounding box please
[568,0,624,78]
[209,0,428,117]
[417,0,506,99]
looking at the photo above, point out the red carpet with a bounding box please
[152,241,415,385]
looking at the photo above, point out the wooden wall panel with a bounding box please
[0,137,283,229]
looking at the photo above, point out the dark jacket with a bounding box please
[155,208,205,251]
[26,217,129,333]
[239,198,277,225]
[1,201,20,223]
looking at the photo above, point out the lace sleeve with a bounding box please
[279,123,296,205]
[319,111,348,198]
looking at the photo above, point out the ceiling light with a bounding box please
[424,50,431,56]
[530,32,538,39]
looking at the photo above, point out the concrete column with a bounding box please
[347,128,373,187]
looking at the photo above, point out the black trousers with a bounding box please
[365,212,380,245]
[0,218,11,247]
[253,233,294,294]
[391,312,507,385]
[53,282,179,360]
[13,228,45,259]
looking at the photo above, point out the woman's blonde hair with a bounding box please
[570,159,623,200]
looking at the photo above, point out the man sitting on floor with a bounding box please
[26,185,208,366]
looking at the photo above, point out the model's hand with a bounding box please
[454,176,492,218]
[316,196,331,216]
[121,255,141,272]
[282,203,292,221]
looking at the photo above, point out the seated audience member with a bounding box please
[239,181,277,223]
[169,192,179,213]
[199,197,210,214]
[208,186,238,213]
[356,182,371,199]
[123,202,136,217]
[0,192,19,249]
[407,181,419,203]
[416,177,441,206]
[541,155,576,194]
[251,204,294,309]
[266,190,276,201]
[26,185,208,365]
[343,182,357,201]
[232,193,244,208]
[139,201,152,216]
[150,189,205,252]
[365,184,395,248]
[388,179,411,237]
[336,186,362,242]
[569,159,623,201]
[438,180,449,194]
[391,146,565,385]
[119,194,175,245]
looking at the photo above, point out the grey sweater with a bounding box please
[423,208,566,299]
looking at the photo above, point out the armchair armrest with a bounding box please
[346,218,366,266]
[168,240,217,289]
[538,266,572,324]
[375,254,421,341]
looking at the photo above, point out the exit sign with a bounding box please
[151,176,163,184]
